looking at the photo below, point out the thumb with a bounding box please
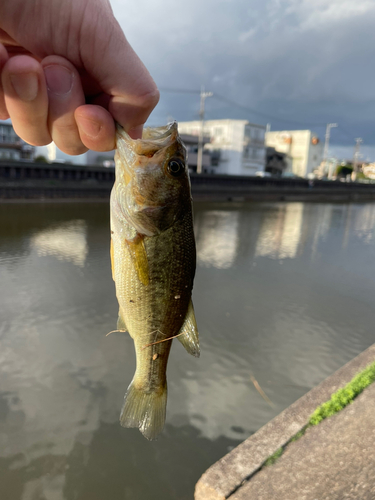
[79,14,159,132]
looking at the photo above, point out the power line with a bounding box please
[213,93,327,127]
[158,86,327,127]
[336,126,355,141]
[158,87,363,145]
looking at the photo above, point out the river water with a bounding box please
[1,201,375,500]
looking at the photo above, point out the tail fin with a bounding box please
[120,380,167,440]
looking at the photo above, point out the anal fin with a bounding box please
[178,299,200,358]
[117,308,128,332]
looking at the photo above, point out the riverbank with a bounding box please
[2,161,375,202]
[195,343,375,500]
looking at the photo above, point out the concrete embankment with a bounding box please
[191,174,375,202]
[2,161,375,201]
[0,161,114,200]
[194,344,375,500]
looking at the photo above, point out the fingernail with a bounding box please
[10,73,38,102]
[77,116,102,139]
[44,65,73,96]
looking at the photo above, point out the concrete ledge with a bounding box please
[194,343,375,500]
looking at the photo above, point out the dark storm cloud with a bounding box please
[112,0,375,147]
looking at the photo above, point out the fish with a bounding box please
[110,122,199,440]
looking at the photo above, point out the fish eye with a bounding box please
[167,159,184,177]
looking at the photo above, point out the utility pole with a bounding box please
[352,138,363,181]
[323,123,337,178]
[197,85,213,174]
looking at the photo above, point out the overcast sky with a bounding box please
[110,0,375,159]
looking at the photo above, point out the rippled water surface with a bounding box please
[1,201,375,500]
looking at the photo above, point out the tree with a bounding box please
[34,155,49,163]
[336,164,353,178]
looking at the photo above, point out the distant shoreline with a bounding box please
[2,161,375,203]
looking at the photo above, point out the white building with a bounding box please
[362,163,375,180]
[178,119,266,176]
[0,120,34,160]
[265,130,323,178]
[36,142,89,165]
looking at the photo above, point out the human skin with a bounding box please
[0,0,159,154]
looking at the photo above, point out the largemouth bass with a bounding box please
[110,122,199,440]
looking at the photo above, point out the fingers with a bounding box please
[0,1,160,153]
[0,29,160,153]
[1,54,51,145]
[75,105,116,151]
[41,55,87,155]
[1,53,115,153]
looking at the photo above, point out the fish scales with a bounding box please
[113,212,195,389]
[110,122,199,440]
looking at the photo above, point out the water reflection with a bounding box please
[255,203,303,259]
[30,220,88,267]
[195,211,239,268]
[1,202,375,500]
[353,204,375,244]
[0,421,241,500]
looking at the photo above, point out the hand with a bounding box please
[0,0,159,154]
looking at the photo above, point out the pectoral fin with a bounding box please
[125,236,149,286]
[178,300,200,358]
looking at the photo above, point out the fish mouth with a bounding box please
[115,122,183,183]
[142,122,178,141]
[116,122,180,157]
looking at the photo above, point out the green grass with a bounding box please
[290,428,307,442]
[309,361,375,426]
[263,360,375,468]
[263,447,283,466]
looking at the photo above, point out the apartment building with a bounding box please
[178,119,266,176]
[0,121,34,161]
[265,130,323,178]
